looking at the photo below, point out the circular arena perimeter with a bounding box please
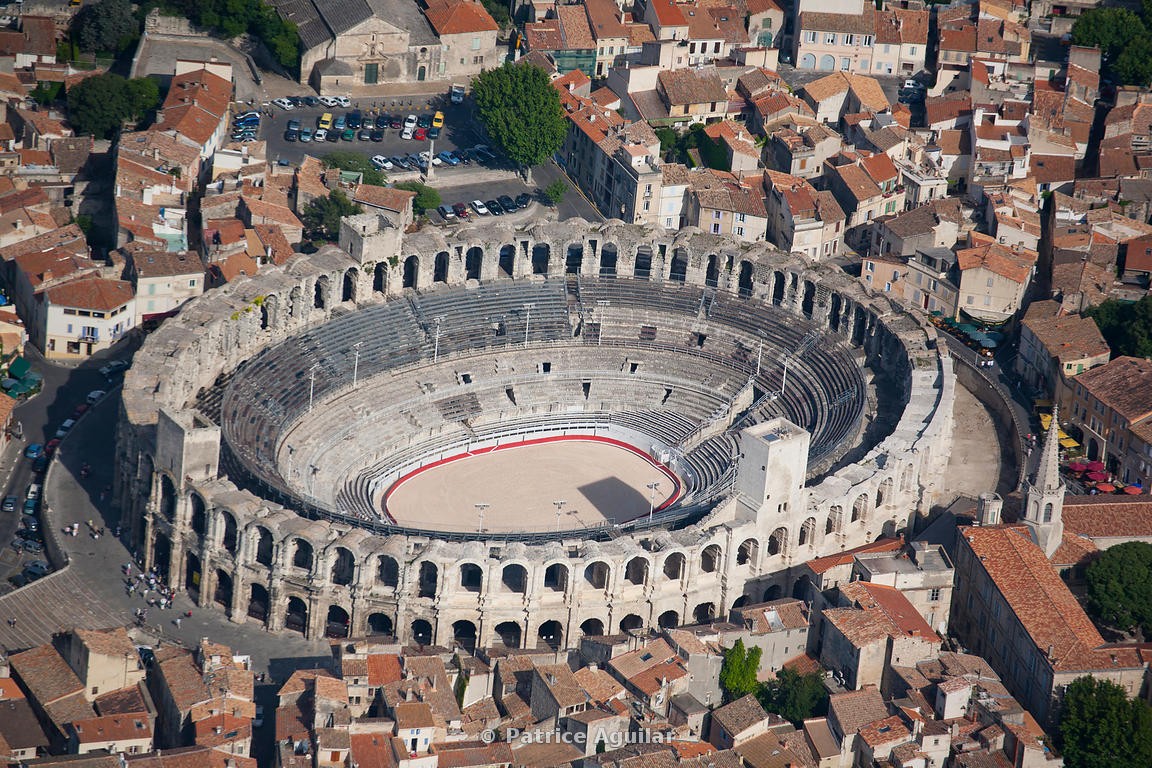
[117,218,955,649]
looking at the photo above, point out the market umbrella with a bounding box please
[1086,460,1106,472]
[1096,483,1116,493]
[1125,485,1143,495]
[1086,471,1109,482]
[980,339,997,348]
[1067,462,1087,472]
[956,323,978,334]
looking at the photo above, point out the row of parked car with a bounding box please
[436,193,534,222]
[369,145,496,172]
[271,95,351,110]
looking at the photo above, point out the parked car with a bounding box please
[272,97,294,110]
[498,194,517,212]
[370,155,393,170]
[302,96,320,107]
[22,539,43,553]
[23,499,37,515]
[471,200,489,215]
[362,116,375,130]
[389,116,403,129]
[486,199,504,216]
[22,518,39,533]
[8,573,26,588]
[99,360,129,377]
[347,110,363,129]
[450,84,466,104]
[452,202,470,219]
[420,151,442,166]
[515,192,532,208]
[318,95,339,107]
[284,129,299,142]
[370,129,384,142]
[326,129,340,142]
[438,151,459,166]
[414,127,427,141]
[403,114,418,130]
[333,115,347,130]
[54,419,75,439]
[432,111,445,129]
[24,560,49,577]
[32,455,47,474]
[234,110,260,121]
[427,126,441,140]
[341,128,355,141]
[451,150,471,165]
[437,204,456,220]
[391,156,411,170]
[234,115,260,128]
[1,496,15,513]
[44,439,60,456]
[25,443,43,459]
[318,112,333,130]
[300,127,314,142]
[287,118,302,131]
[87,390,107,405]
[358,130,372,141]
[401,125,415,140]
[27,483,40,501]
[902,79,923,90]
[417,114,432,128]
[335,96,352,107]
[71,404,89,419]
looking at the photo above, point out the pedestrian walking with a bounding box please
[175,617,182,629]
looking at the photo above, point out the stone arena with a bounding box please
[116,218,955,650]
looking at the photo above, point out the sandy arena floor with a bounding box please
[383,439,679,534]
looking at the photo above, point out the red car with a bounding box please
[414,127,427,141]
[452,202,470,219]
[71,404,89,419]
[45,439,61,456]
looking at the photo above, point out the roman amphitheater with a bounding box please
[116,216,955,651]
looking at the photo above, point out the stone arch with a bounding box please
[285,596,308,634]
[852,493,869,522]
[189,492,207,537]
[502,563,528,593]
[738,260,754,296]
[876,477,893,509]
[342,268,357,302]
[826,505,843,535]
[460,562,484,592]
[220,509,238,554]
[544,562,568,592]
[411,618,433,645]
[417,561,438,598]
[580,618,605,636]
[330,547,355,585]
[584,561,610,589]
[368,613,394,636]
[706,253,720,286]
[259,294,276,330]
[737,538,759,566]
[1043,502,1053,523]
[538,620,564,649]
[247,583,269,622]
[495,620,522,649]
[634,245,653,278]
[663,552,686,580]
[565,243,584,274]
[453,620,478,653]
[767,526,788,557]
[799,517,816,546]
[772,270,786,304]
[289,285,304,318]
[624,556,649,586]
[531,243,550,274]
[466,247,484,280]
[600,243,618,276]
[732,595,749,611]
[291,538,314,571]
[314,274,330,310]
[499,244,515,277]
[254,526,274,567]
[852,306,867,346]
[819,54,835,71]
[153,534,171,581]
[763,584,782,601]
[620,614,644,632]
[693,602,715,624]
[829,292,842,331]
[377,555,399,587]
[900,464,914,492]
[434,251,449,283]
[159,473,177,521]
[373,262,387,293]
[213,568,233,611]
[701,544,722,573]
[326,605,350,638]
[403,256,419,289]
[801,280,816,316]
[658,610,680,629]
[799,53,816,69]
[669,248,688,282]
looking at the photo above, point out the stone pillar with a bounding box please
[230,563,245,624]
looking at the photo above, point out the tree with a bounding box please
[543,179,567,205]
[302,190,361,242]
[322,151,387,186]
[74,0,139,53]
[1086,541,1152,638]
[67,73,158,139]
[719,639,762,703]
[472,63,568,172]
[158,0,300,74]
[1115,34,1152,88]
[1071,9,1147,62]
[758,667,828,727]
[1085,296,1152,359]
[394,181,441,215]
[1057,676,1152,768]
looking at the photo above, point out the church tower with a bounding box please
[1023,405,1065,557]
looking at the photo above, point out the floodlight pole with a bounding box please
[475,503,490,534]
[524,303,535,345]
[553,500,567,531]
[308,364,319,412]
[647,482,661,524]
[433,315,446,362]
[352,341,363,386]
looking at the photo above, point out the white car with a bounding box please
[403,114,418,130]
[54,419,76,439]
[370,155,394,170]
[312,128,326,141]
[471,200,489,215]
[272,97,294,110]
[87,390,107,405]
[902,79,923,90]
[27,483,40,501]
[419,151,443,166]
[401,125,415,140]
[335,96,352,107]
[318,95,339,107]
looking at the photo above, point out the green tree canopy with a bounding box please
[302,190,361,242]
[472,63,568,171]
[156,0,300,72]
[758,667,828,727]
[1058,676,1152,768]
[74,0,139,53]
[322,151,386,186]
[1085,296,1152,359]
[393,181,441,215]
[1071,9,1147,61]
[543,179,567,205]
[66,73,160,139]
[719,639,762,703]
[1086,541,1152,637]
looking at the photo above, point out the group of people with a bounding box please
[125,563,180,614]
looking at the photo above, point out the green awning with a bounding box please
[955,324,978,334]
[8,356,30,379]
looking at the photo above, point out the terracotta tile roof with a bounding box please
[46,277,134,311]
[241,196,302,230]
[650,0,688,27]
[0,222,86,261]
[556,3,596,48]
[393,700,435,729]
[805,537,902,574]
[366,654,403,687]
[940,23,977,53]
[860,152,898,185]
[1050,529,1099,567]
[161,68,231,118]
[156,649,212,712]
[893,8,928,44]
[1032,154,1076,185]
[127,744,258,768]
[690,169,767,217]
[830,162,881,203]
[0,699,49,753]
[955,241,1035,284]
[799,6,874,35]
[712,693,768,737]
[839,581,940,642]
[1020,300,1109,365]
[734,598,809,633]
[828,686,887,736]
[629,660,689,696]
[658,68,728,106]
[76,627,136,658]
[1074,356,1152,423]
[926,93,973,126]
[193,713,251,746]
[72,712,152,744]
[10,644,84,705]
[574,666,626,702]
[433,740,515,767]
[353,185,416,214]
[858,714,910,747]
[584,0,628,39]
[423,0,498,34]
[535,664,587,709]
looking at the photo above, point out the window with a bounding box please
[736,213,746,223]
[863,34,873,46]
[825,33,837,44]
[609,46,615,54]
[861,59,869,69]
[147,283,156,295]
[892,270,899,281]
[690,42,697,54]
[713,210,722,219]
[840,57,851,70]
[909,46,917,55]
[984,295,991,306]
[845,34,856,46]
[711,223,721,234]
[929,588,941,602]
[883,44,891,53]
[966,295,974,305]
[805,31,817,43]
[736,226,744,236]
[188,279,197,287]
[986,276,994,287]
[714,42,721,53]
[866,262,874,272]
[471,36,481,50]
[884,281,891,291]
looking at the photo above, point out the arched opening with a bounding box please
[285,596,308,634]
[434,251,449,283]
[826,506,843,535]
[772,270,786,304]
[495,621,522,649]
[767,527,788,557]
[732,595,749,611]
[502,564,528,593]
[367,613,394,636]
[701,544,722,574]
[1087,438,1100,461]
[852,306,867,346]
[669,248,688,282]
[326,605,350,638]
[314,275,329,310]
[819,54,835,71]
[403,256,419,289]
[620,614,644,632]
[213,569,233,611]
[792,576,813,601]
[160,474,176,521]
[580,618,605,636]
[417,64,427,80]
[852,493,868,523]
[531,244,550,274]
[184,553,201,600]
[600,243,618,276]
[876,478,893,509]
[705,254,719,287]
[466,247,483,280]
[624,557,649,586]
[658,610,679,629]
[260,300,271,330]
[255,527,274,567]
[373,262,387,293]
[584,561,610,589]
[190,493,206,537]
[152,535,171,581]
[829,292,842,331]
[342,269,356,302]
[460,563,483,593]
[738,261,754,297]
[247,583,268,622]
[378,556,399,587]
[453,620,478,653]
[417,561,438,598]
[292,539,314,571]
[220,511,238,555]
[663,553,685,580]
[737,539,758,566]
[634,245,653,279]
[330,547,355,586]
[1043,502,1053,523]
[538,620,563,649]
[900,464,914,492]
[499,244,515,277]
[411,618,433,645]
[763,585,782,601]
[799,518,816,546]
[565,244,583,274]
[289,285,304,318]
[693,602,715,624]
[544,563,568,592]
[801,280,815,316]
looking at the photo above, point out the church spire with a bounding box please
[1024,405,1065,558]
[1033,404,1064,494]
